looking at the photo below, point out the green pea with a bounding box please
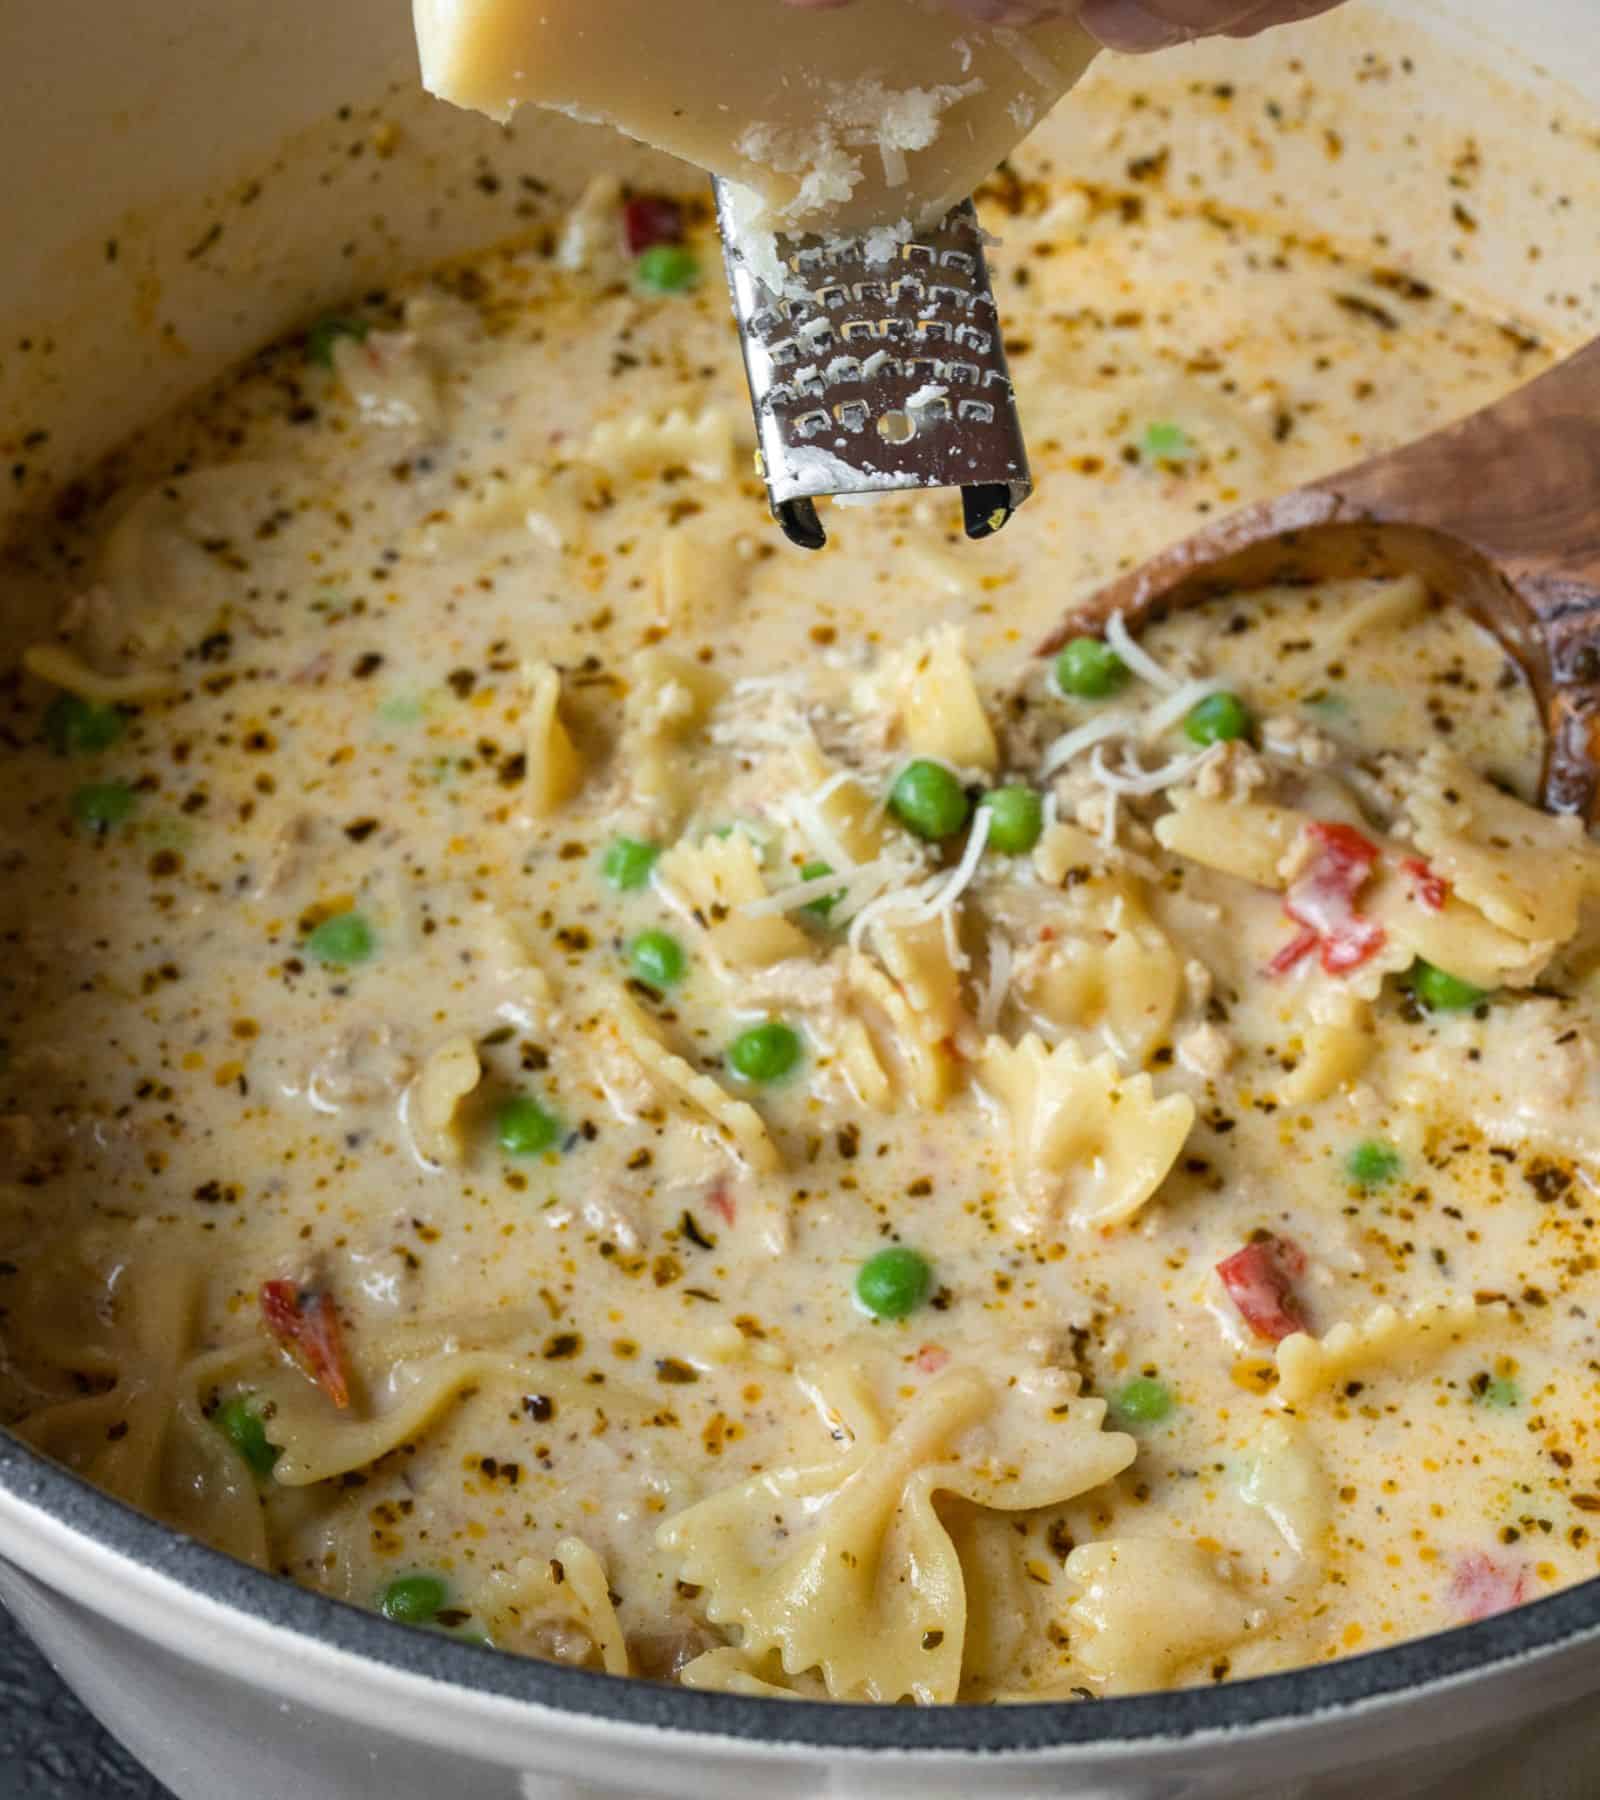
[306,912,376,965]
[1054,636,1128,699]
[630,929,685,988]
[1476,1377,1519,1410]
[855,1246,932,1320]
[981,786,1044,855]
[635,245,701,293]
[1345,1140,1401,1189]
[496,1095,563,1156]
[889,760,970,842]
[602,836,660,891]
[1183,692,1252,746]
[1140,420,1191,461]
[212,1395,280,1479]
[726,1021,802,1084]
[71,781,136,833]
[1410,960,1490,1013]
[379,1574,449,1626]
[305,314,371,367]
[798,860,846,922]
[1110,1377,1174,1427]
[44,694,125,757]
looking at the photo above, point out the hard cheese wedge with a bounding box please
[414,0,1099,232]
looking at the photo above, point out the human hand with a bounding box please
[781,0,1348,51]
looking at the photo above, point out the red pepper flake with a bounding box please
[1450,1550,1527,1621]
[706,1178,736,1227]
[260,1279,352,1409]
[914,1344,950,1375]
[623,196,685,255]
[1271,820,1386,976]
[1216,1234,1308,1343]
[1401,856,1450,911]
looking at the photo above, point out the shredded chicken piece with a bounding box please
[1261,713,1340,769]
[1192,739,1272,801]
[1177,1022,1235,1078]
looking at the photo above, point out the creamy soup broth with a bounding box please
[0,74,1596,1704]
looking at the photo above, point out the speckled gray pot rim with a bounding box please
[1,1428,1596,1755]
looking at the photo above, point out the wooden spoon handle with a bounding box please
[1323,339,1600,592]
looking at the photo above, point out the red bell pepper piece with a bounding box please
[1272,820,1386,976]
[1450,1551,1527,1622]
[1216,1234,1308,1343]
[260,1280,352,1410]
[623,196,685,255]
[1401,856,1450,911]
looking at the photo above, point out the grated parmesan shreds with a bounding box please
[1040,710,1135,776]
[1106,610,1181,693]
[1088,742,1206,797]
[976,936,1013,1034]
[1098,786,1119,850]
[741,851,906,925]
[1138,676,1228,743]
[849,805,994,959]
[794,769,864,870]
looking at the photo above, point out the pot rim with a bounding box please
[2,1428,1596,1754]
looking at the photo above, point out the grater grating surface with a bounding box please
[712,180,1032,549]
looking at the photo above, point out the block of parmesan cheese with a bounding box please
[414,0,1098,232]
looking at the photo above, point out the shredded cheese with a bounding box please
[1106,610,1181,693]
[1138,676,1228,743]
[742,860,873,919]
[849,806,993,958]
[976,936,1013,1034]
[1089,742,1206,797]
[1040,710,1135,776]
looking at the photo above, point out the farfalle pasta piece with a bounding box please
[401,1034,482,1168]
[589,987,781,1173]
[1032,820,1107,887]
[331,329,443,435]
[656,833,809,970]
[977,1034,1194,1230]
[653,517,751,629]
[621,649,729,822]
[1238,1415,1331,1562]
[1275,1298,1497,1405]
[656,1356,1133,1703]
[845,950,960,1109]
[22,643,180,704]
[1019,912,1181,1066]
[585,405,737,483]
[1064,1539,1258,1694]
[520,660,583,817]
[678,1648,804,1698]
[1158,787,1557,991]
[1403,747,1594,945]
[479,1539,629,1673]
[887,625,998,774]
[871,915,967,1045]
[785,739,889,866]
[17,1243,269,1568]
[1154,794,1308,890]
[1281,991,1374,1104]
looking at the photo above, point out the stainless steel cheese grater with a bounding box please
[712,179,1032,550]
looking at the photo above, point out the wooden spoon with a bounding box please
[1037,339,1600,817]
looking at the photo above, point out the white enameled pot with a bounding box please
[1,3,1599,1796]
